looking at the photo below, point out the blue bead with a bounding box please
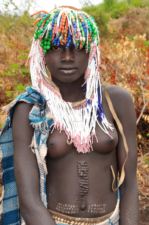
[82,83,86,92]
[87,99,91,105]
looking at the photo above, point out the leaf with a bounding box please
[144,41,149,47]
[16,84,25,92]
[5,90,13,98]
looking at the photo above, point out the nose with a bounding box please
[61,48,74,62]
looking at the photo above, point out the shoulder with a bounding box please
[12,102,34,141]
[104,84,136,122]
[13,102,33,116]
[14,101,33,111]
[12,102,33,127]
[105,84,134,107]
[105,84,133,101]
[12,86,45,121]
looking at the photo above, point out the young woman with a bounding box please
[0,6,138,225]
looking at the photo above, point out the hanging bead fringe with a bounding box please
[29,39,114,153]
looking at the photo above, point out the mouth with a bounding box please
[59,67,78,74]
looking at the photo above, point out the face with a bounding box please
[45,46,89,84]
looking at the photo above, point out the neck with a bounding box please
[52,76,85,102]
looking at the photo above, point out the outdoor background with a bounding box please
[0,0,149,224]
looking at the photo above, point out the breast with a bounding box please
[92,122,118,154]
[47,130,73,158]
[47,121,118,158]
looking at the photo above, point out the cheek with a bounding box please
[78,55,89,71]
[45,55,59,72]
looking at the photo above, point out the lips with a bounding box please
[59,67,78,74]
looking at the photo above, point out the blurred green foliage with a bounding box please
[0,12,32,31]
[144,154,149,165]
[0,12,32,107]
[83,0,149,35]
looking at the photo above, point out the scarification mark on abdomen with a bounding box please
[77,160,89,210]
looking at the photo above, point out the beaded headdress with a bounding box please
[29,6,114,153]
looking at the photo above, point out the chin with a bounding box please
[52,72,83,84]
[57,77,79,83]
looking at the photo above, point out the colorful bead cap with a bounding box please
[33,6,100,54]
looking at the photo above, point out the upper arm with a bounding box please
[108,85,137,186]
[12,102,42,209]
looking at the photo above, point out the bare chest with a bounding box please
[46,120,118,158]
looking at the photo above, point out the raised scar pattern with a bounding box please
[55,203,107,215]
[77,160,89,210]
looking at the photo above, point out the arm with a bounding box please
[12,102,56,225]
[109,86,139,225]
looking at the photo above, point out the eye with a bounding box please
[74,47,85,53]
[69,44,75,51]
[51,45,59,50]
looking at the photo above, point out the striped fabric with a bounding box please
[0,87,54,225]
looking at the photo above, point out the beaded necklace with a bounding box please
[29,6,114,153]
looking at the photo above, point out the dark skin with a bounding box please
[12,46,138,225]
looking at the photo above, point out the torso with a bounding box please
[46,85,119,217]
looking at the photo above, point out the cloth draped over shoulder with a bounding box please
[0,87,54,225]
[0,86,128,225]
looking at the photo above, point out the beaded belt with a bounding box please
[49,209,113,225]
